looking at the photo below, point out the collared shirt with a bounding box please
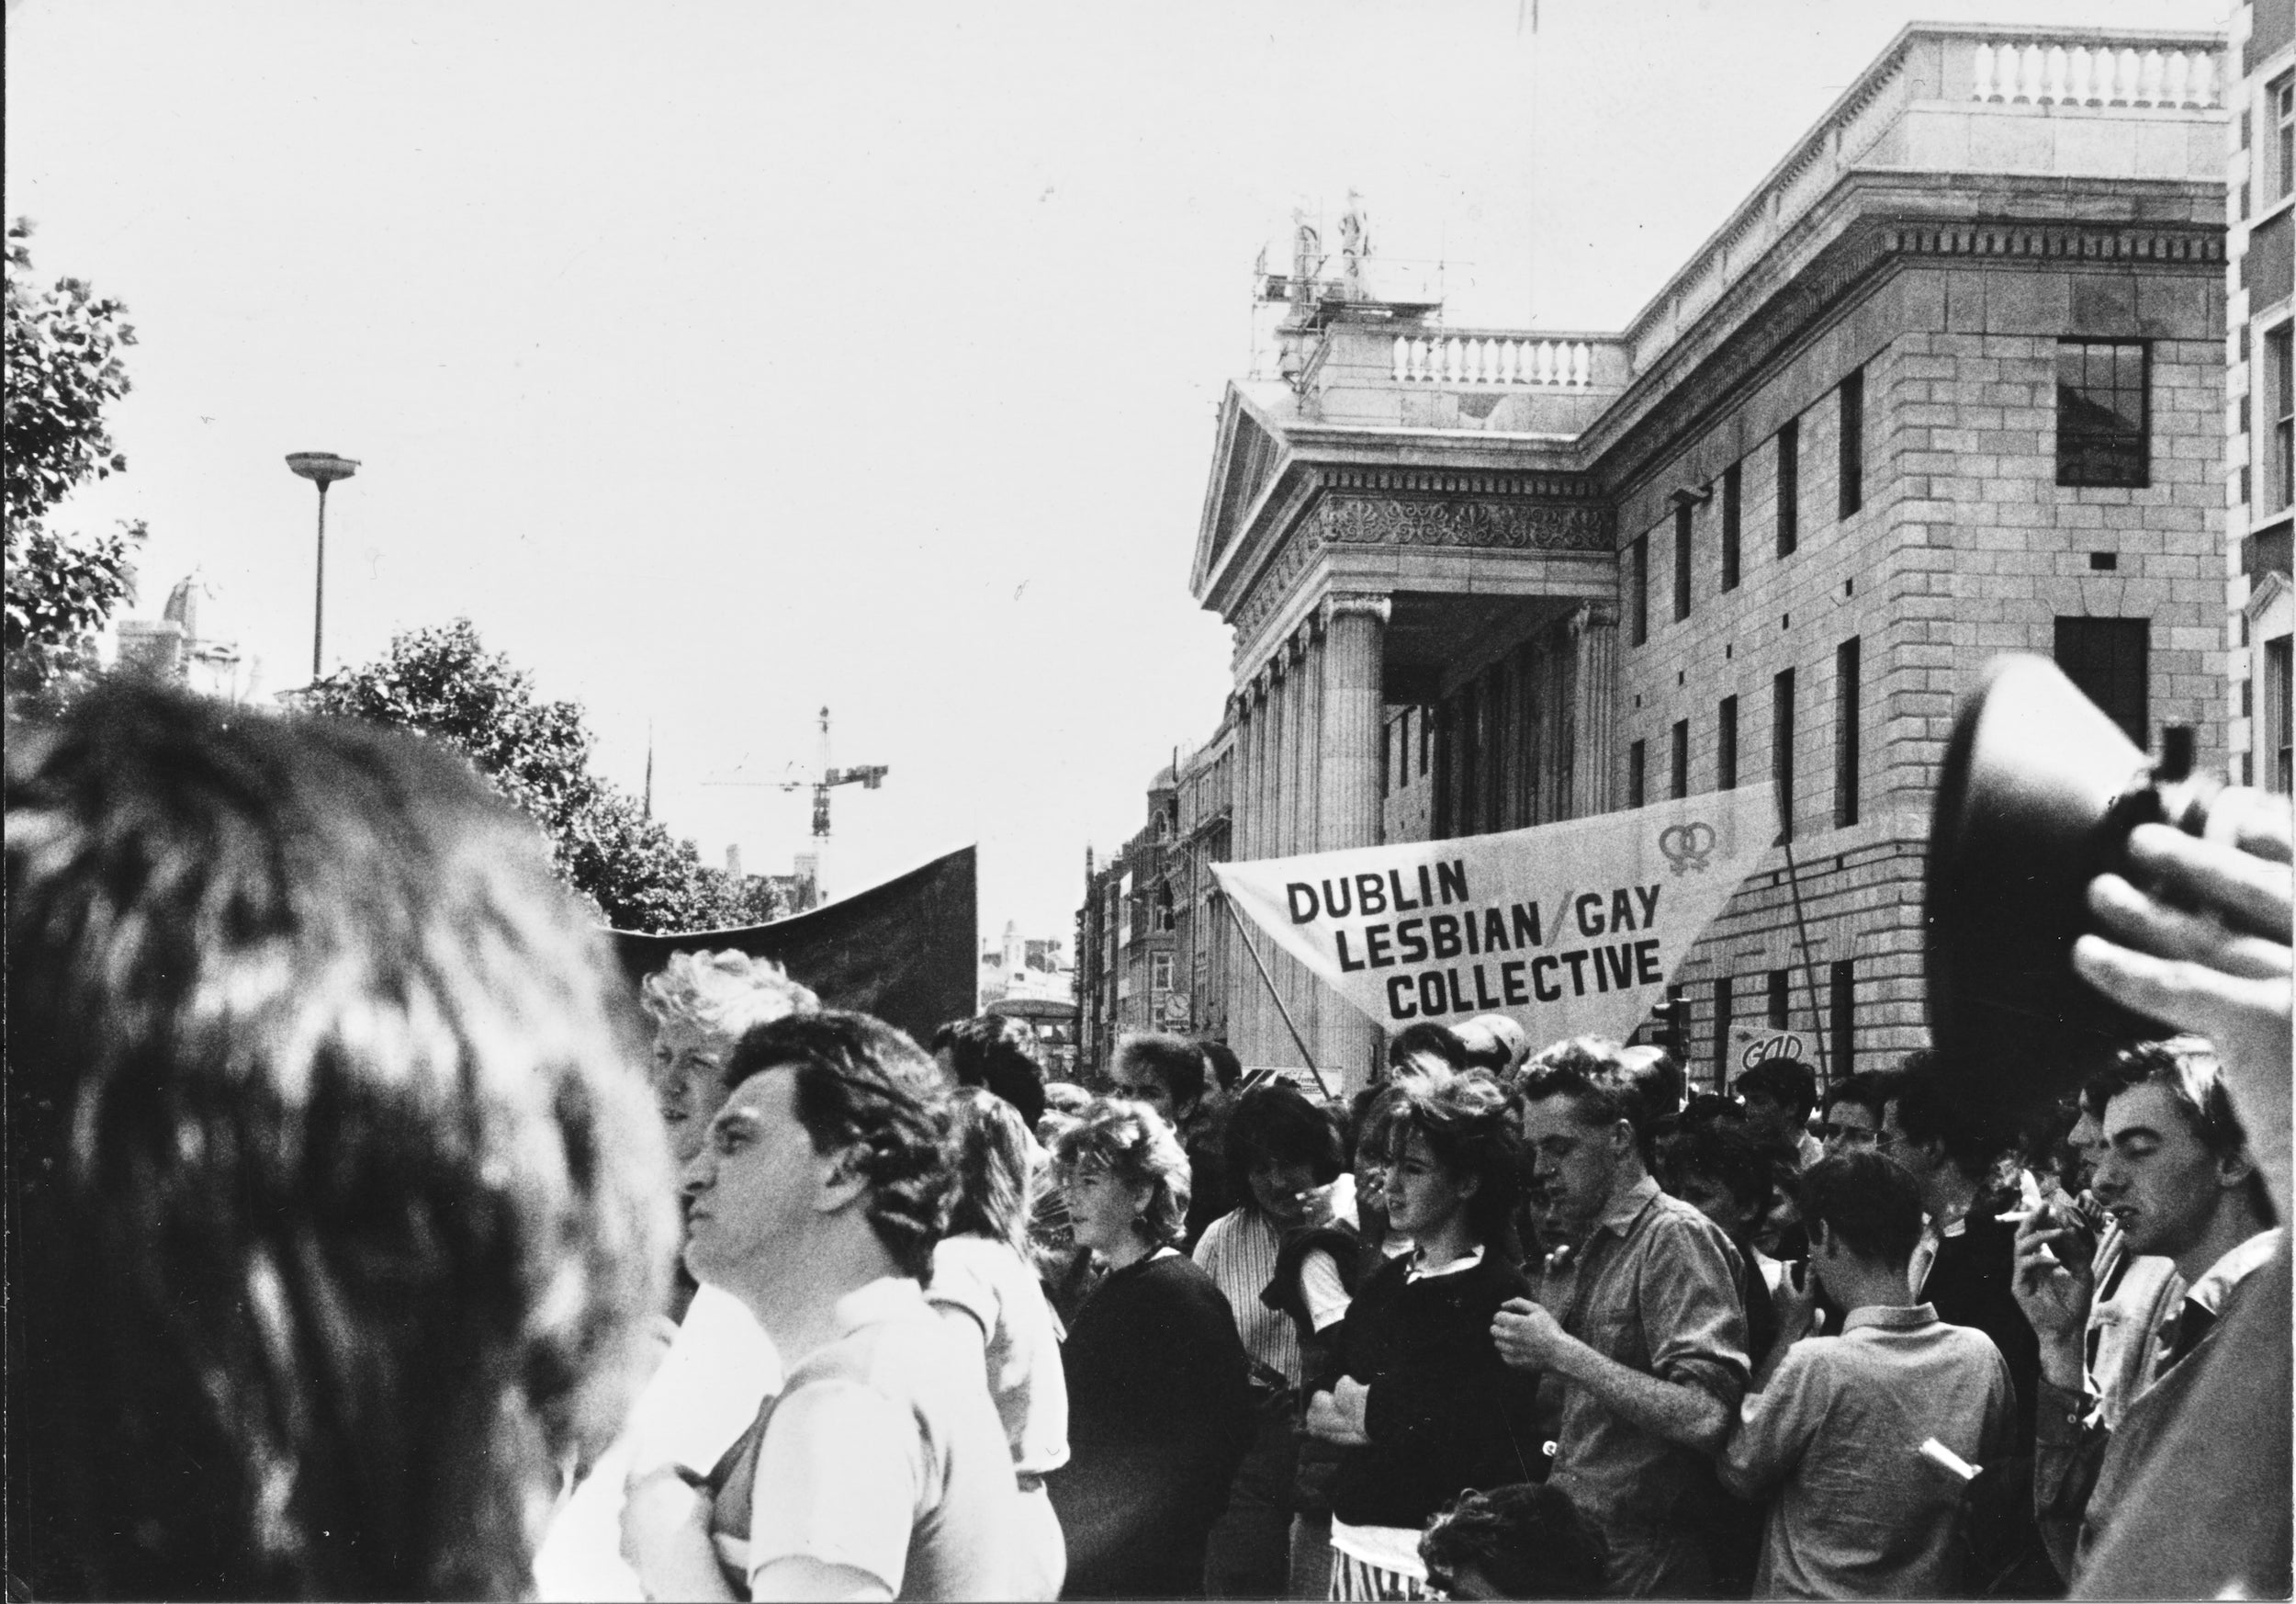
[1537,1174,1750,1598]
[2035,1230,2287,1589]
[2180,1227,2282,1324]
[1719,1305,2014,1599]
[2080,1224,2181,1432]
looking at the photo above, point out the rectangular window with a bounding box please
[1839,367,1864,518]
[1834,637,1861,828]
[2268,634,2292,795]
[2268,325,2294,514]
[1671,718,1690,801]
[1829,960,1856,1079]
[1767,967,1790,1029]
[1720,463,1742,591]
[2276,73,2294,200]
[1152,952,1173,992]
[1718,695,1739,790]
[1674,502,1694,623]
[1420,704,1434,779]
[1713,974,1734,1082]
[2056,341,2150,488]
[2054,617,2151,750]
[1773,668,1796,842]
[1631,535,1649,647]
[1627,738,1648,808]
[1776,419,1800,557]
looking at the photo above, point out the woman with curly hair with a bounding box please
[1307,1068,1545,1600]
[1047,1099,1255,1598]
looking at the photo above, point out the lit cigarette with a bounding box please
[1919,1438,1980,1483]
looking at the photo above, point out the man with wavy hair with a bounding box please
[625,1011,1034,1600]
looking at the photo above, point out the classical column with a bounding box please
[1268,655,1297,1064]
[1246,669,1275,1067]
[1293,620,1323,1072]
[1570,600,1621,818]
[1225,687,1255,1064]
[1318,591,1390,1092]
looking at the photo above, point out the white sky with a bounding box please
[6,0,2224,941]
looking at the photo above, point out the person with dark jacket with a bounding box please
[1050,1099,1255,1598]
[1307,1068,1544,1598]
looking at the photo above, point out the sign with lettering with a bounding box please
[1213,787,1775,1045]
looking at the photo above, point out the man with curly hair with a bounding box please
[1495,1038,1750,1597]
[625,1011,1039,1600]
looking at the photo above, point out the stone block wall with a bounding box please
[1617,258,2224,1082]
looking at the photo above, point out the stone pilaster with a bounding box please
[1318,590,1390,1091]
[1570,600,1621,819]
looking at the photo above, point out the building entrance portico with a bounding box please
[1198,395,1620,1087]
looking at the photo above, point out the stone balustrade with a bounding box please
[1392,333,1595,388]
[1971,40,2220,107]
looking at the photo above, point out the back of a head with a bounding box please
[6,683,675,1600]
[641,948,818,1048]
[1199,1037,1244,1094]
[1889,1050,2012,1180]
[726,1011,957,1281]
[1801,1151,1926,1267]
[944,1086,1038,1258]
[1454,1014,1530,1077]
[932,1012,1047,1128]
[1388,1020,1472,1074]
[1617,1044,1688,1130]
[1420,1482,1607,1599]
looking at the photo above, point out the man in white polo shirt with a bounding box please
[624,1011,1036,1601]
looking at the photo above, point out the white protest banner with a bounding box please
[1213,785,1776,1045]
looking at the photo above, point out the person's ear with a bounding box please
[816,1144,869,1214]
[2215,1144,2259,1194]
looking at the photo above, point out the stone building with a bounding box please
[1075,771,1181,1080]
[1187,24,2231,1096]
[2228,0,2294,793]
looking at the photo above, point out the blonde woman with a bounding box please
[1048,1100,1255,1598]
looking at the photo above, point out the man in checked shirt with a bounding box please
[1492,1039,1750,1598]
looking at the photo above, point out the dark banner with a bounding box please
[608,845,977,1049]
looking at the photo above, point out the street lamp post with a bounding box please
[285,452,359,681]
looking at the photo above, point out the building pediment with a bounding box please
[1189,388,1293,599]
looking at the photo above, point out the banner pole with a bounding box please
[1220,892,1334,1101]
[1777,834,1832,1084]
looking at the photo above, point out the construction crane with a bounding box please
[705,706,887,907]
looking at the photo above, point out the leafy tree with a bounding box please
[5,219,148,716]
[308,619,786,933]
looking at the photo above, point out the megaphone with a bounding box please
[1925,654,2221,1124]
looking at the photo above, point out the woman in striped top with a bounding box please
[1193,1084,1357,1597]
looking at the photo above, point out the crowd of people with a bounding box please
[7,679,2290,1601]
